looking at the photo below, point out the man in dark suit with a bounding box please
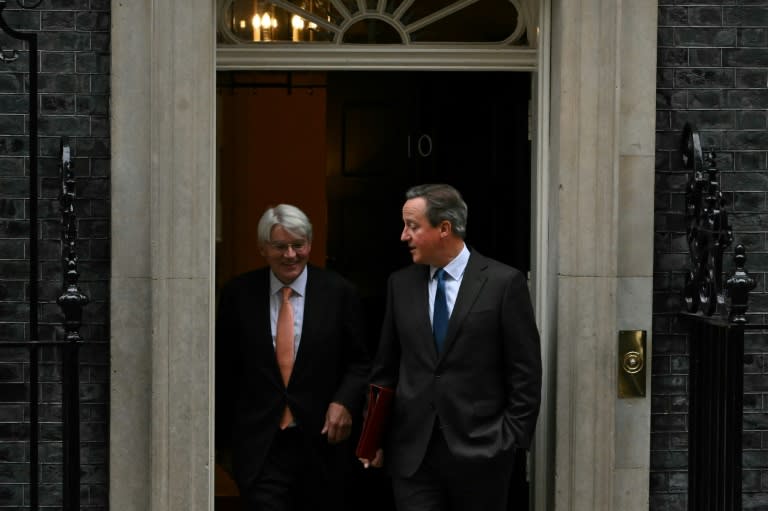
[216,204,370,511]
[364,184,542,511]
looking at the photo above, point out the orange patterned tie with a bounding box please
[276,286,295,429]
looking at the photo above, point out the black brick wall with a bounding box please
[0,1,109,509]
[655,2,768,510]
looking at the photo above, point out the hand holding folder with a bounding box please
[356,384,394,464]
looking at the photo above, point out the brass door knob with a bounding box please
[622,351,644,374]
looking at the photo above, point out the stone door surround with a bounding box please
[110,1,657,510]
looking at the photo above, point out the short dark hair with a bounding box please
[405,184,468,239]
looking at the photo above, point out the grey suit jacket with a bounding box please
[371,250,541,477]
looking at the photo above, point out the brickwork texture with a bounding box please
[655,2,768,510]
[2,0,768,510]
[0,1,109,509]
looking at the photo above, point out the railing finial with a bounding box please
[725,244,756,324]
[56,137,88,340]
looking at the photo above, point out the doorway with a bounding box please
[215,70,532,510]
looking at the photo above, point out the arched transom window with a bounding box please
[218,0,537,47]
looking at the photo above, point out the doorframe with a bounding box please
[215,34,555,511]
[217,45,538,71]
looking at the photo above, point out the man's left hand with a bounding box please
[321,402,352,444]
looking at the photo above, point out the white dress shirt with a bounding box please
[429,243,469,326]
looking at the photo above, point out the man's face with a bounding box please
[260,224,312,284]
[401,197,443,266]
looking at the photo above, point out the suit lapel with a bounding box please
[247,269,283,381]
[439,252,487,358]
[247,269,273,343]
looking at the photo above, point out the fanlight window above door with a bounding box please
[218,0,537,46]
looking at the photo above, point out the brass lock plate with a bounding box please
[618,330,646,398]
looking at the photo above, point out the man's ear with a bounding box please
[439,220,452,238]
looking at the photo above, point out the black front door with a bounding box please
[325,70,532,511]
[326,70,532,338]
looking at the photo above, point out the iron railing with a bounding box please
[57,136,87,511]
[0,139,86,511]
[680,123,756,511]
[0,2,85,509]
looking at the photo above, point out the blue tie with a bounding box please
[433,268,449,353]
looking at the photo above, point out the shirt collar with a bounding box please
[430,243,469,281]
[270,265,308,297]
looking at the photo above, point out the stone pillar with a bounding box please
[110,1,216,510]
[550,0,656,509]
[110,0,151,509]
[615,1,658,509]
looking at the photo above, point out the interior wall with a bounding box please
[217,74,328,287]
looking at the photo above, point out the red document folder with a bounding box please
[355,384,394,460]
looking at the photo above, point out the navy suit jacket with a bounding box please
[216,265,370,489]
[371,250,542,477]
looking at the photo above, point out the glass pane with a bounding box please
[225,0,339,43]
[299,0,346,26]
[342,19,402,44]
[326,2,347,25]
[384,0,405,14]
[400,0,456,25]
[338,0,359,15]
[409,0,519,43]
